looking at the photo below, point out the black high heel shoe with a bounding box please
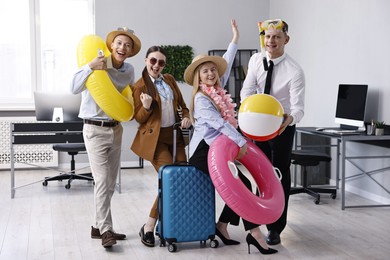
[246,233,278,255]
[215,227,240,245]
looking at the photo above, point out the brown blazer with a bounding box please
[130,73,190,162]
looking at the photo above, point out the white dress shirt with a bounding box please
[241,52,305,125]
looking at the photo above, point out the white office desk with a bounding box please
[296,127,390,210]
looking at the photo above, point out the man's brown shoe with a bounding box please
[91,226,126,240]
[101,230,116,248]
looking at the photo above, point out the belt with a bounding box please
[83,119,119,127]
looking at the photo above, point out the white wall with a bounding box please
[95,0,269,163]
[269,0,390,202]
[91,0,390,203]
[270,0,390,126]
[96,0,269,79]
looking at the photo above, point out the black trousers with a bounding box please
[189,139,259,231]
[255,125,296,234]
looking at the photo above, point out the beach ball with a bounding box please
[238,94,284,141]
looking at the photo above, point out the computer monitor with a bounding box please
[34,91,82,122]
[335,84,368,129]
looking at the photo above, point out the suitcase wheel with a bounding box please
[168,243,177,252]
[210,239,219,248]
[159,239,166,247]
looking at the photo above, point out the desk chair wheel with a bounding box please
[42,178,63,186]
[330,193,337,199]
[65,183,71,189]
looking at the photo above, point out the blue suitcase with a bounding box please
[157,164,219,252]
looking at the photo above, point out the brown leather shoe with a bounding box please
[91,226,126,240]
[101,230,116,248]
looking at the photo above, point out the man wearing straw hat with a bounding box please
[71,27,141,248]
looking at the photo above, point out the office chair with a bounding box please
[290,149,337,204]
[42,143,93,189]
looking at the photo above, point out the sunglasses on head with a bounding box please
[149,57,166,67]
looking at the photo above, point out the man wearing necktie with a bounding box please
[241,19,305,246]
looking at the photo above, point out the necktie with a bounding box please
[264,60,274,94]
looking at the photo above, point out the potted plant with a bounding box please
[374,121,386,135]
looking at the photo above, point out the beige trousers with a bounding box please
[83,123,123,234]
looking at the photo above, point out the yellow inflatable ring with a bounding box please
[77,34,134,122]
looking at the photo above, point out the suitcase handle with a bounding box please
[173,122,193,163]
[172,161,189,166]
[173,122,193,131]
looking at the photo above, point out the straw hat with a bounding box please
[106,27,141,57]
[184,55,227,85]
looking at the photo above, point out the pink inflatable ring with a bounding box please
[208,135,285,224]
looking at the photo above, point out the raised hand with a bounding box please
[231,19,239,44]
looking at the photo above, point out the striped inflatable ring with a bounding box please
[77,34,134,122]
[208,134,284,224]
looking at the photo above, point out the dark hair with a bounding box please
[282,21,289,33]
[142,46,169,108]
[145,46,168,60]
[142,67,156,100]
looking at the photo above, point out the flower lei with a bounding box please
[199,83,238,128]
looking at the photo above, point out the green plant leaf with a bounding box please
[161,45,193,82]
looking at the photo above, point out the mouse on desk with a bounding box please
[316,127,325,131]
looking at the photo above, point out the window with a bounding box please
[0,0,94,110]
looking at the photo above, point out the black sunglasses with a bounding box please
[149,57,166,67]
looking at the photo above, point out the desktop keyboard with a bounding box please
[322,129,362,135]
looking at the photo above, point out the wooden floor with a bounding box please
[1,166,390,260]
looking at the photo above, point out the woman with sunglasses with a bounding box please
[131,45,191,247]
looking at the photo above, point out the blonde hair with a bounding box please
[189,62,222,123]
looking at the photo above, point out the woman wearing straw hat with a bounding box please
[183,20,277,255]
[71,27,141,248]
